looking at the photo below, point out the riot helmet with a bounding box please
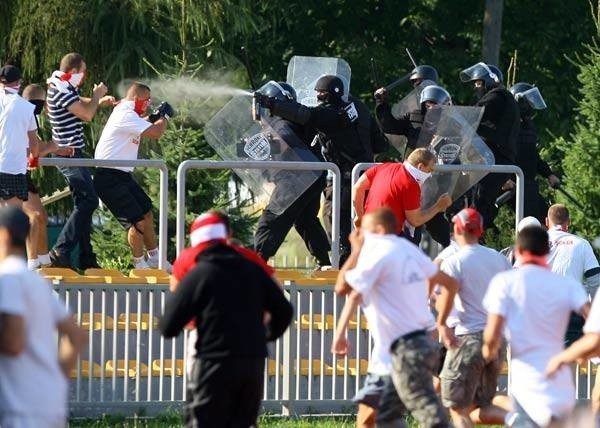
[510,82,547,117]
[259,81,297,102]
[314,75,344,104]
[419,85,451,109]
[460,62,503,89]
[409,65,439,86]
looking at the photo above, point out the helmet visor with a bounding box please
[459,62,499,84]
[519,87,547,110]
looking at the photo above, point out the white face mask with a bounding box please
[404,161,432,185]
[69,72,85,88]
[3,85,20,94]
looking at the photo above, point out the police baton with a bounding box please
[370,57,380,88]
[495,189,515,208]
[406,48,418,68]
[383,72,412,92]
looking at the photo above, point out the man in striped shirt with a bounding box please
[46,52,114,269]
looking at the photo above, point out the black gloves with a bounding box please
[254,92,275,110]
[148,101,175,122]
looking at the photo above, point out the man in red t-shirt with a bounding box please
[353,148,451,239]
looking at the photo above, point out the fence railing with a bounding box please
[176,160,342,268]
[56,281,597,418]
[39,158,169,269]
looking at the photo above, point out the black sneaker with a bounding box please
[49,249,73,269]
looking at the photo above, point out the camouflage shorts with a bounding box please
[380,331,449,428]
[440,331,505,409]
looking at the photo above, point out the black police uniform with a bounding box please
[267,96,371,265]
[514,117,553,223]
[253,116,331,266]
[472,86,520,229]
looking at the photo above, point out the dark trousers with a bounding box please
[185,357,264,428]
[473,172,508,230]
[255,176,330,265]
[322,178,352,265]
[518,179,549,224]
[411,214,451,248]
[53,150,99,264]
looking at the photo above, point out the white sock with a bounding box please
[28,258,40,270]
[38,253,51,266]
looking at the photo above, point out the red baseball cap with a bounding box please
[452,208,483,237]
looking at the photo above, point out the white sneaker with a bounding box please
[147,257,173,274]
[134,259,150,269]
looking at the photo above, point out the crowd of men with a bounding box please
[1,50,600,428]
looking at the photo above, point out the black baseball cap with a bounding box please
[0,65,22,84]
[0,206,30,245]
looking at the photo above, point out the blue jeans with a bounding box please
[53,149,99,262]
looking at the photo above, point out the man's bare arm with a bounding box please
[57,316,88,378]
[352,174,371,221]
[331,291,362,356]
[0,313,26,356]
[482,314,505,362]
[334,229,364,296]
[405,193,452,227]
[66,83,109,122]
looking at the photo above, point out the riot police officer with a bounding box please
[373,65,440,152]
[459,62,520,230]
[255,75,374,265]
[506,82,560,222]
[253,81,332,267]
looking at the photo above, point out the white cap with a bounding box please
[517,216,542,232]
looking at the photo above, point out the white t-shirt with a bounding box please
[345,233,437,374]
[94,100,152,172]
[484,264,587,426]
[0,90,36,174]
[0,256,70,419]
[547,227,599,283]
[441,244,511,335]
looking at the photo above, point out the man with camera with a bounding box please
[93,82,173,270]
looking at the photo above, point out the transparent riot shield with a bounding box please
[204,95,321,214]
[390,79,435,118]
[287,56,351,106]
[417,105,494,209]
[387,80,435,158]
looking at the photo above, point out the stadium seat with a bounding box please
[274,270,306,281]
[578,363,598,375]
[295,359,334,376]
[293,278,333,286]
[70,360,102,378]
[151,359,184,376]
[335,358,369,376]
[267,359,284,376]
[80,313,114,330]
[299,314,335,330]
[84,268,126,277]
[117,313,159,330]
[104,360,148,377]
[348,316,369,330]
[38,267,80,277]
[84,268,143,284]
[311,270,340,280]
[129,268,170,284]
[500,361,509,376]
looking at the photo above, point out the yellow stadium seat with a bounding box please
[274,270,306,281]
[295,359,334,376]
[38,267,80,277]
[300,314,335,330]
[70,361,102,378]
[311,270,340,280]
[80,313,114,330]
[267,359,284,376]
[348,316,369,330]
[335,358,369,376]
[84,268,126,277]
[293,278,333,286]
[117,313,159,330]
[152,359,184,376]
[578,363,599,375]
[58,276,105,284]
[104,360,148,377]
[500,361,509,376]
[129,269,170,284]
